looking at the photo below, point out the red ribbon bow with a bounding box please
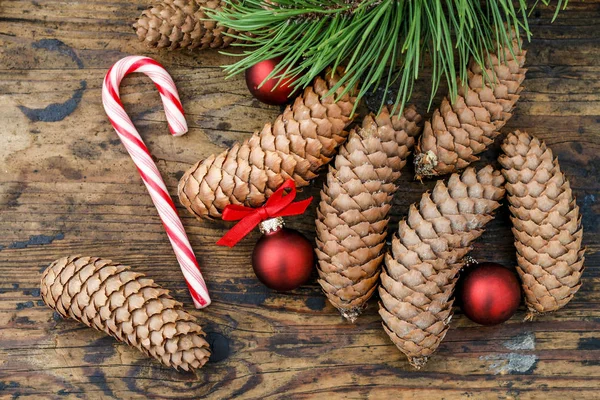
[216,179,313,247]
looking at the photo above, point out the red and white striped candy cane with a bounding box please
[102,56,210,308]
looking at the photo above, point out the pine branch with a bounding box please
[207,0,567,115]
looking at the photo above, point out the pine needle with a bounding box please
[207,0,567,115]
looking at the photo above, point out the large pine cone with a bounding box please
[315,106,422,322]
[41,256,211,371]
[134,0,238,50]
[379,166,505,368]
[414,36,527,179]
[499,131,585,317]
[179,67,357,220]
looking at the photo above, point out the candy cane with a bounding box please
[102,56,210,308]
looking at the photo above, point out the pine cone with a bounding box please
[179,67,358,220]
[414,36,527,179]
[499,131,585,317]
[379,166,505,368]
[134,0,238,50]
[315,106,423,322]
[40,256,211,371]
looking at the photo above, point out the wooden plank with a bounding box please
[0,0,599,398]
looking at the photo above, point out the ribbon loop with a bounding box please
[217,179,312,247]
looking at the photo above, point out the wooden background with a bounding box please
[1,1,599,399]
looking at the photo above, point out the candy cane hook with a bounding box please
[102,56,210,308]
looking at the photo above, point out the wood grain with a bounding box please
[1,1,599,399]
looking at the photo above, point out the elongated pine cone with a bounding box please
[134,0,238,50]
[179,67,357,219]
[499,131,584,317]
[315,106,423,322]
[414,35,527,179]
[41,256,211,371]
[379,166,505,368]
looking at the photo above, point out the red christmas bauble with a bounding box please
[252,223,314,291]
[245,57,299,105]
[458,262,522,326]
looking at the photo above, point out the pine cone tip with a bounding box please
[340,307,364,323]
[524,311,536,322]
[414,149,438,181]
[408,356,429,369]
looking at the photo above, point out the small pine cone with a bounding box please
[179,67,357,220]
[134,0,238,50]
[40,256,211,372]
[315,106,423,322]
[379,166,505,368]
[499,131,585,317]
[414,35,527,179]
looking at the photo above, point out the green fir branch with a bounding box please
[207,0,567,115]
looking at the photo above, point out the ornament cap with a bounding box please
[259,217,284,234]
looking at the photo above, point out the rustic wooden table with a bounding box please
[1,1,599,399]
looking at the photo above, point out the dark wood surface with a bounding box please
[1,1,599,399]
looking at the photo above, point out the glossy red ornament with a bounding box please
[245,57,299,105]
[458,262,522,326]
[252,220,314,291]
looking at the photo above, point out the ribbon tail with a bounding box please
[216,213,263,247]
